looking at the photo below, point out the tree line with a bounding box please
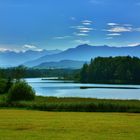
[0,66,78,79]
[79,56,140,84]
[0,66,78,94]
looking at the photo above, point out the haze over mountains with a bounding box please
[0,49,61,67]
[1,44,140,69]
[25,44,140,68]
[34,60,87,69]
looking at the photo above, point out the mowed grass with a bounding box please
[0,109,140,140]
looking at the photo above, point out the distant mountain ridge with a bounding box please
[34,60,87,69]
[24,44,140,67]
[0,49,62,67]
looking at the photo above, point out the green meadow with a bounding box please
[0,109,140,140]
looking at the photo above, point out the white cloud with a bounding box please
[23,44,37,49]
[106,26,133,33]
[81,20,93,25]
[71,19,94,38]
[0,44,23,52]
[128,43,140,47]
[76,27,94,34]
[0,47,9,52]
[107,23,132,27]
[107,33,121,36]
[71,26,93,31]
[105,25,140,33]
[107,23,119,26]
[74,33,89,36]
[0,44,43,52]
[82,20,92,23]
[104,22,140,37]
[77,27,93,31]
[80,30,90,33]
[75,39,90,44]
[53,36,71,39]
[72,25,94,37]
[82,22,92,25]
[23,44,43,52]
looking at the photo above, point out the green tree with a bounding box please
[79,56,140,84]
[8,80,35,102]
[12,65,27,81]
[80,63,89,83]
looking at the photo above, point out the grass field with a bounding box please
[0,109,140,140]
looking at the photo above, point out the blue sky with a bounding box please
[0,0,140,51]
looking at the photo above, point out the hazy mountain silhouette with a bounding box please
[24,44,140,67]
[0,49,61,67]
[34,60,87,69]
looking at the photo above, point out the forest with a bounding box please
[79,56,140,84]
[0,67,78,79]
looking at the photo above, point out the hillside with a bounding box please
[24,44,140,67]
[0,49,61,67]
[34,60,87,69]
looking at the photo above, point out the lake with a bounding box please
[25,78,140,100]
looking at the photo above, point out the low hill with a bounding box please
[34,60,87,69]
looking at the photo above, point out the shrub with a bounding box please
[8,80,35,102]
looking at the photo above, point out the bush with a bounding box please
[8,80,35,102]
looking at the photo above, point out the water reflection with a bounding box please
[25,78,140,100]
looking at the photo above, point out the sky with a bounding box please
[0,0,140,51]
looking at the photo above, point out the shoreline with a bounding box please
[0,95,140,113]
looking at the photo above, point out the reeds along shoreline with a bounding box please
[0,96,140,113]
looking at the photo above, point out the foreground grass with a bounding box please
[0,109,140,140]
[0,95,140,112]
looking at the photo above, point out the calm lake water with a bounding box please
[25,78,140,100]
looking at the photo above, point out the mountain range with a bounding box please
[0,49,61,67]
[34,60,87,69]
[24,44,140,67]
[1,44,140,68]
